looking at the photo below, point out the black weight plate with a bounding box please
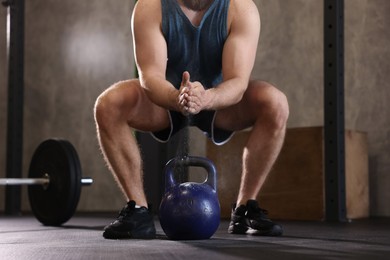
[28,139,82,226]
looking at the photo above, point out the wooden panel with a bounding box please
[345,130,369,219]
[258,127,325,220]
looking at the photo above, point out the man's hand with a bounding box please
[178,71,211,115]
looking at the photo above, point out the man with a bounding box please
[94,0,289,239]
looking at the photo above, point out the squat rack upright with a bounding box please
[2,0,25,215]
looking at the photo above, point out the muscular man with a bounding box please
[94,0,289,239]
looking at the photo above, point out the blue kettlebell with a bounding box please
[159,156,220,240]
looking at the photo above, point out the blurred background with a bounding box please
[0,0,389,217]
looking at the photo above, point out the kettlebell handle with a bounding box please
[164,156,217,191]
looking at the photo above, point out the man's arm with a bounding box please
[184,0,261,113]
[210,0,260,109]
[131,0,181,111]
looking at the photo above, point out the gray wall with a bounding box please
[0,0,135,212]
[1,0,389,217]
[344,0,390,216]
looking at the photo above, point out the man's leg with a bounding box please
[94,79,169,239]
[236,83,288,206]
[215,80,289,235]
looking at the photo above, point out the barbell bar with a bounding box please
[0,177,93,186]
[0,177,50,186]
[0,138,93,226]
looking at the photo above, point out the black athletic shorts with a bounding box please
[151,110,234,145]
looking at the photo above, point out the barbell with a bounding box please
[0,139,93,226]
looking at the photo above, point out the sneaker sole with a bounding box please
[103,227,156,240]
[228,223,248,234]
[246,227,283,236]
[228,225,283,236]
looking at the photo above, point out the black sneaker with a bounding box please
[103,200,156,239]
[228,200,283,236]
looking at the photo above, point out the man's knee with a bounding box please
[94,80,138,129]
[269,86,289,125]
[251,81,289,129]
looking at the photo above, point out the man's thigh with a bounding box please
[214,80,276,131]
[108,79,171,132]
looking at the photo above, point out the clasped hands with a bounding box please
[177,71,209,115]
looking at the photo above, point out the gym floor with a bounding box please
[0,214,389,260]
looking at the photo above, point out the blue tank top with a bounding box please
[161,0,230,90]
